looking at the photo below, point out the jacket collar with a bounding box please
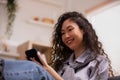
[64,49,95,64]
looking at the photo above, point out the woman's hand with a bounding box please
[31,52,63,80]
[30,52,49,68]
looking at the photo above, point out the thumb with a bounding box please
[37,52,48,66]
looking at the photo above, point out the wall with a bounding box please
[87,2,120,75]
[9,0,66,46]
[0,1,7,39]
[66,0,109,12]
[0,0,67,58]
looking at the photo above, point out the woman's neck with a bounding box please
[74,45,86,60]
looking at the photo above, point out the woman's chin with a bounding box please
[68,46,75,50]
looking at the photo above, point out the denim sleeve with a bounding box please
[3,59,54,80]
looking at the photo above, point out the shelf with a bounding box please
[17,41,52,64]
[0,51,20,59]
[28,20,54,28]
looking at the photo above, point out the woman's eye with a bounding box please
[68,29,72,31]
[61,32,65,35]
[68,28,73,31]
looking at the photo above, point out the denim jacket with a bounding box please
[2,59,54,80]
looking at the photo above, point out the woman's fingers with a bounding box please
[30,57,42,66]
[30,52,48,67]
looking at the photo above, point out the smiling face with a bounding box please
[61,19,84,51]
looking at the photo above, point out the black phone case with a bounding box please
[25,48,42,65]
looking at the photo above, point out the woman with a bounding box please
[45,11,114,80]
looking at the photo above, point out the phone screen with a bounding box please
[25,48,43,65]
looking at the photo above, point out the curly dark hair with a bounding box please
[50,11,114,77]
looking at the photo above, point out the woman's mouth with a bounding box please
[65,38,74,45]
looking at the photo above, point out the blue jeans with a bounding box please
[2,59,54,80]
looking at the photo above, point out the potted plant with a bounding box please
[5,0,17,39]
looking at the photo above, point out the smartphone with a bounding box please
[25,48,43,65]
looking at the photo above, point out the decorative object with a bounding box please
[42,17,54,24]
[33,16,40,21]
[5,0,17,39]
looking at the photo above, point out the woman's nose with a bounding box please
[64,33,70,38]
